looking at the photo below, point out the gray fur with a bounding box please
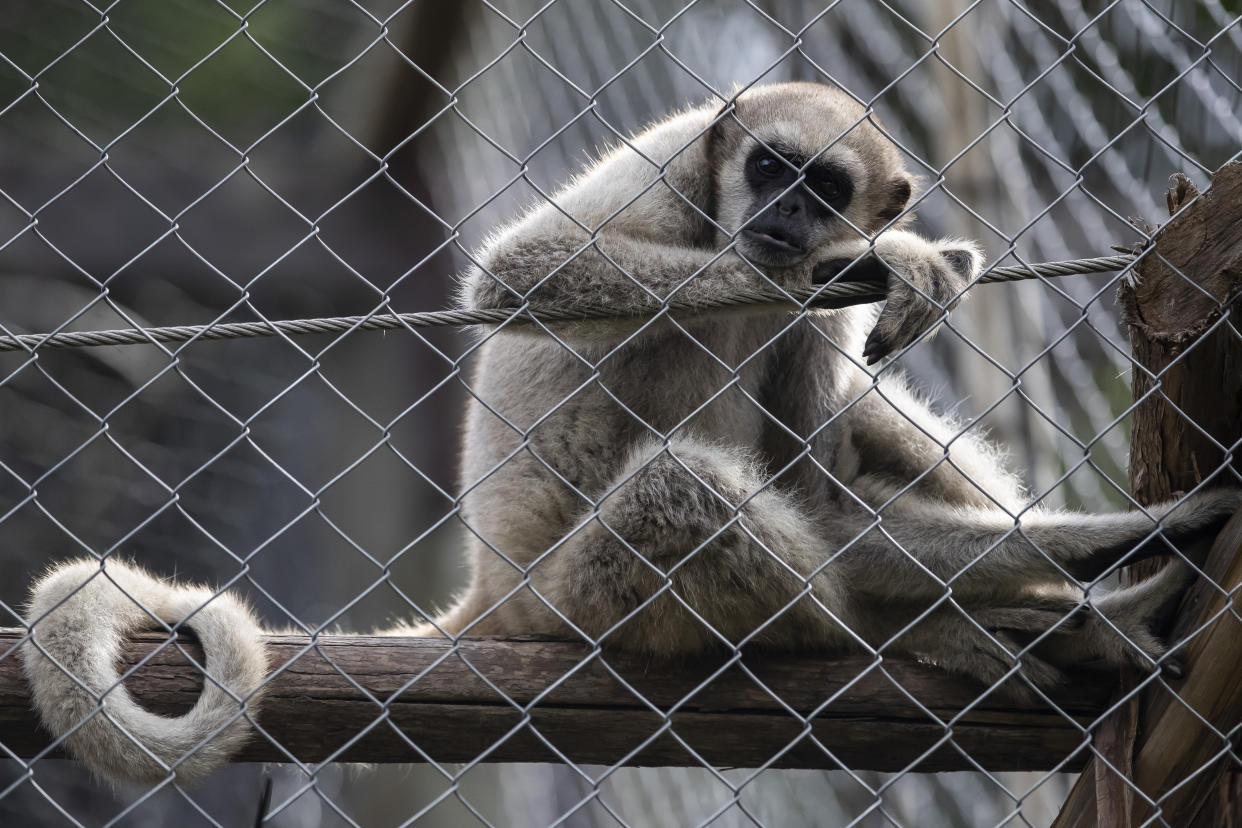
[22,82,1240,783]
[22,559,266,784]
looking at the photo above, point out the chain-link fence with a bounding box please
[2,1,1242,826]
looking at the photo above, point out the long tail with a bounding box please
[22,558,267,784]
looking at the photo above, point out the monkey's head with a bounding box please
[712,83,915,267]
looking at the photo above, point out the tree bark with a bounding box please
[1053,162,1242,828]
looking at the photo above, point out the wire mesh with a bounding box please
[1,1,1241,826]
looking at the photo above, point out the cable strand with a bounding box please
[0,254,1135,353]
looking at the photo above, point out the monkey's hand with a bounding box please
[813,231,982,365]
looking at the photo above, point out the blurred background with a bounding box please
[0,0,1239,825]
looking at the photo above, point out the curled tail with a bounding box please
[22,558,267,784]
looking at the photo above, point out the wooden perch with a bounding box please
[0,629,1114,772]
[1054,162,1242,828]
[1130,512,1242,823]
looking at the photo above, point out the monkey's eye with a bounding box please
[812,174,842,202]
[753,156,784,178]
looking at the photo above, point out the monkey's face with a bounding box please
[734,142,856,267]
[715,84,915,268]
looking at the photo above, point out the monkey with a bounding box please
[22,82,1240,785]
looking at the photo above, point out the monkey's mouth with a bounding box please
[742,227,805,253]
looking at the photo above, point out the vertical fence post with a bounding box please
[1054,161,1242,827]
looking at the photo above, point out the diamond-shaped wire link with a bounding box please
[1,0,1241,825]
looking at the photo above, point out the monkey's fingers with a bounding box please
[811,253,891,286]
[862,284,949,365]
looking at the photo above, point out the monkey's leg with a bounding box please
[531,437,854,655]
[883,608,1069,701]
[1036,561,1196,678]
[836,488,1239,602]
[887,563,1198,695]
[858,586,1180,701]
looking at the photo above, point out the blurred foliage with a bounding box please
[0,0,370,147]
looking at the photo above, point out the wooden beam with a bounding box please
[0,630,1112,772]
[1056,507,1242,827]
[1130,511,1242,824]
[1122,164,1242,514]
[1053,162,1242,828]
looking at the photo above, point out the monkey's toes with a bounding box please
[812,254,890,286]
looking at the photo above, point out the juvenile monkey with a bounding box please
[23,82,1239,784]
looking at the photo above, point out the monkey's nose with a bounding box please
[775,198,800,217]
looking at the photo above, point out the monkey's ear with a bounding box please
[876,175,913,224]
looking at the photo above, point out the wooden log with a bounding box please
[1052,162,1242,828]
[1122,165,1242,513]
[1059,506,1242,826]
[1129,511,1242,824]
[0,629,1112,772]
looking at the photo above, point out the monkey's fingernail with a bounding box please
[1162,658,1185,679]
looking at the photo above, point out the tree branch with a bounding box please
[0,630,1113,771]
[1053,160,1242,828]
